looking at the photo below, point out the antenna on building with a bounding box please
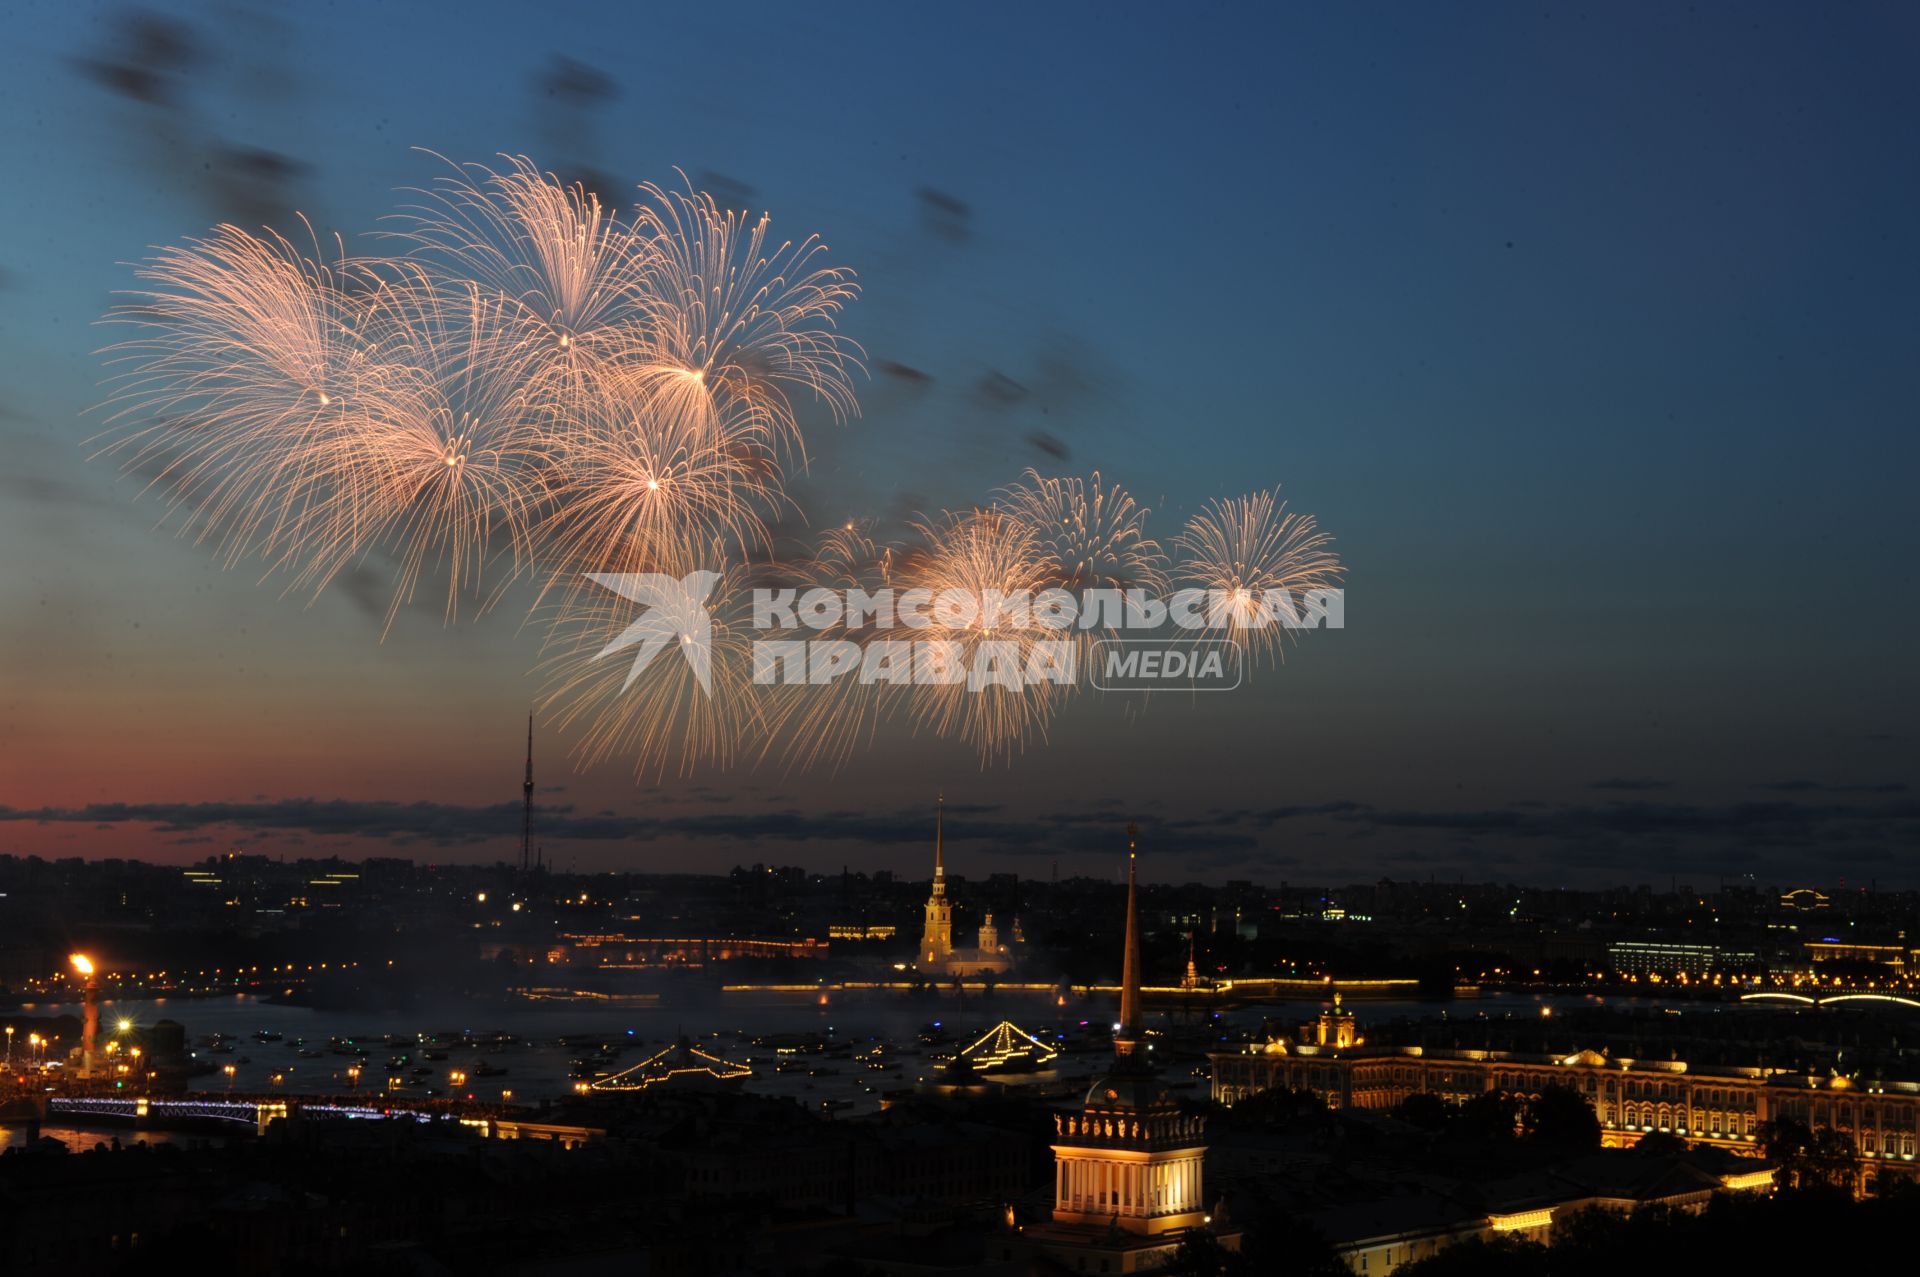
[521,713,535,875]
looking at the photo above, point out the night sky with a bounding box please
[1,2,1916,886]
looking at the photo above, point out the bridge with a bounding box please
[8,1092,568,1141]
[1740,993,1920,1009]
[718,975,1432,1008]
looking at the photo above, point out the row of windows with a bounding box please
[1616,1103,1756,1136]
[1218,1058,1920,1141]
[1773,1101,1920,1133]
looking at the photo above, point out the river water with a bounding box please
[3,986,1715,1148]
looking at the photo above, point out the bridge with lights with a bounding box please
[1739,993,1920,1009]
[5,1091,593,1144]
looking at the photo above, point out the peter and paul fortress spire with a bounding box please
[921,793,954,964]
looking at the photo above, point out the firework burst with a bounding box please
[1174,489,1342,670]
[624,177,862,459]
[998,469,1165,596]
[338,265,553,631]
[754,520,907,774]
[383,153,656,392]
[97,219,389,577]
[535,370,786,609]
[896,507,1077,763]
[997,467,1167,683]
[94,154,1344,778]
[536,551,770,779]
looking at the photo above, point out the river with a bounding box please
[2,985,1725,1149]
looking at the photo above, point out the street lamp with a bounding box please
[4,1025,12,1069]
[224,1063,237,1092]
[70,953,101,1077]
[346,1064,361,1089]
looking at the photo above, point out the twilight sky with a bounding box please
[1,2,1916,886]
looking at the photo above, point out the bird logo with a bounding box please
[583,570,722,696]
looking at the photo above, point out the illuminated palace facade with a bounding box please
[1020,831,1241,1273]
[1211,1005,1920,1188]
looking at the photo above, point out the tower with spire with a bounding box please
[1021,824,1240,1269]
[920,794,954,965]
[520,714,535,876]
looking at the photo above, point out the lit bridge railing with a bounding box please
[50,1096,264,1126]
[48,1095,457,1129]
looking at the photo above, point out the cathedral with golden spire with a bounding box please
[921,794,954,964]
[917,795,1016,976]
[1019,826,1241,1271]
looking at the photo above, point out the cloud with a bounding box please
[7,790,1915,882]
[1753,780,1907,794]
[1345,798,1920,842]
[1589,778,1672,792]
[0,797,1256,855]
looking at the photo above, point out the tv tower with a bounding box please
[520,713,535,875]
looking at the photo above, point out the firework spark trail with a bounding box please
[381,152,658,395]
[755,520,908,774]
[895,506,1078,763]
[1174,489,1343,671]
[98,157,862,629]
[535,550,770,779]
[96,219,391,579]
[337,264,555,632]
[997,467,1168,672]
[998,469,1166,596]
[625,176,863,462]
[94,154,1340,776]
[536,371,785,607]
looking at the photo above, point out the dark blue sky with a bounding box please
[1,2,1916,886]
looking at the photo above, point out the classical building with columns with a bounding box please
[1210,1004,1920,1194]
[1019,830,1242,1272]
